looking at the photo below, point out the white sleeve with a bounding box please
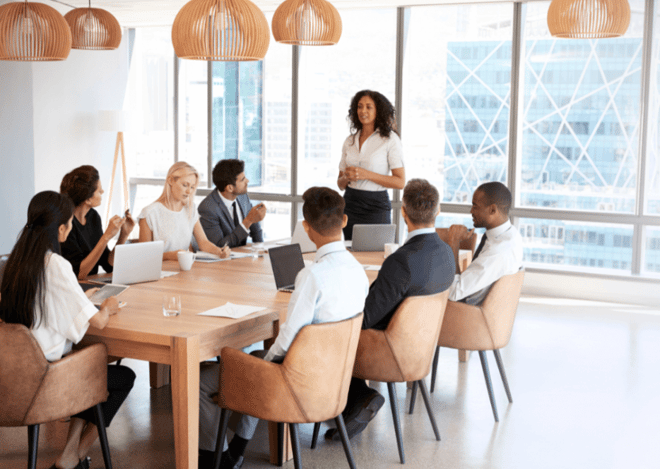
[387,134,404,170]
[264,267,317,361]
[45,254,98,344]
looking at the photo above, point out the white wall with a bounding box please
[0,10,130,253]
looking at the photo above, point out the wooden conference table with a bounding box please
[80,245,468,469]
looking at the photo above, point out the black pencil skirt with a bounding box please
[343,187,392,240]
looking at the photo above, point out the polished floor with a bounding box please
[2,295,660,469]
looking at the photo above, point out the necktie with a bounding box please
[473,233,487,260]
[232,201,240,228]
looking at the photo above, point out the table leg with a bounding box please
[172,334,200,469]
[268,421,293,465]
[459,350,471,362]
[149,362,171,388]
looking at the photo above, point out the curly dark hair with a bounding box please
[60,165,100,207]
[347,90,398,140]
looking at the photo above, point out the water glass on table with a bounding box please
[163,294,181,317]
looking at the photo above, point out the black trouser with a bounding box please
[343,187,391,240]
[75,364,136,427]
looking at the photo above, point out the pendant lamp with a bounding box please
[0,0,72,61]
[172,0,270,61]
[547,0,631,38]
[272,0,342,45]
[64,0,122,50]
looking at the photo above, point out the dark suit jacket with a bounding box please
[362,232,455,330]
[198,191,264,248]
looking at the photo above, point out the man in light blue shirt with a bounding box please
[198,186,369,469]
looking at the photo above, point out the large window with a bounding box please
[403,4,513,204]
[645,4,660,214]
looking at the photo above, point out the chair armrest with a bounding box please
[438,301,496,351]
[219,347,309,424]
[25,343,108,425]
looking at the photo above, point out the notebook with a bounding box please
[94,240,164,285]
[351,224,397,251]
[268,243,306,292]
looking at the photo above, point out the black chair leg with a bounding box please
[478,350,499,422]
[311,422,321,449]
[493,349,513,403]
[408,381,418,414]
[387,382,405,464]
[213,408,231,469]
[430,346,440,393]
[277,422,285,467]
[27,424,39,469]
[417,380,440,441]
[94,404,112,469]
[335,415,357,469]
[289,423,302,469]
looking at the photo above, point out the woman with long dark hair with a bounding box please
[60,165,135,280]
[0,191,135,469]
[338,90,406,240]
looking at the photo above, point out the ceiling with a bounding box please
[47,0,508,27]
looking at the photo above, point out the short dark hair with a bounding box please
[60,165,100,207]
[476,181,512,215]
[213,159,245,192]
[402,179,440,225]
[302,187,345,236]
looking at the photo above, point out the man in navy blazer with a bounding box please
[199,159,265,248]
[326,178,456,442]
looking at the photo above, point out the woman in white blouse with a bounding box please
[138,161,230,261]
[338,90,406,240]
[0,191,135,469]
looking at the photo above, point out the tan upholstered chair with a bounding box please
[0,322,114,469]
[436,228,477,272]
[311,291,449,464]
[423,270,525,422]
[214,313,363,469]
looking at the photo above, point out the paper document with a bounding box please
[161,271,179,278]
[198,302,267,319]
[363,265,381,271]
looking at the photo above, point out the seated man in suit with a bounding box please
[325,178,456,441]
[198,159,266,248]
[198,186,369,469]
[446,181,523,305]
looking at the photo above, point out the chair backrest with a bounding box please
[481,269,525,349]
[354,290,450,383]
[436,228,477,254]
[281,313,363,421]
[0,322,50,426]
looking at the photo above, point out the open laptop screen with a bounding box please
[268,243,306,291]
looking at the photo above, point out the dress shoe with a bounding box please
[326,390,385,441]
[219,450,244,469]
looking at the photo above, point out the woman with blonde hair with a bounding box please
[138,162,230,261]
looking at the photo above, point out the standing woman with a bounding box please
[0,191,135,469]
[138,161,231,261]
[60,165,135,280]
[338,90,406,240]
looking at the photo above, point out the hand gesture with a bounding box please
[218,245,231,259]
[100,296,120,316]
[120,209,136,237]
[345,166,363,182]
[244,203,267,225]
[104,215,125,240]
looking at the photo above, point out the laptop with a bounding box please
[351,224,397,251]
[268,243,306,292]
[94,240,164,285]
[290,220,317,253]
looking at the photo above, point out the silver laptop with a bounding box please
[351,224,396,251]
[290,220,317,253]
[268,244,306,292]
[95,240,164,285]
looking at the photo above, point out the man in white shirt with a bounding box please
[198,159,266,248]
[198,186,369,469]
[447,181,523,305]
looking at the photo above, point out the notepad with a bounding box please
[198,302,266,319]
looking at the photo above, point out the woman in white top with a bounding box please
[338,90,406,240]
[0,191,135,469]
[138,162,230,261]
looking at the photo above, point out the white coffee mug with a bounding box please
[177,251,196,271]
[384,243,400,258]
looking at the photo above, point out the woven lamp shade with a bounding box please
[272,0,342,45]
[172,0,270,61]
[64,7,122,50]
[0,1,72,61]
[547,0,630,38]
